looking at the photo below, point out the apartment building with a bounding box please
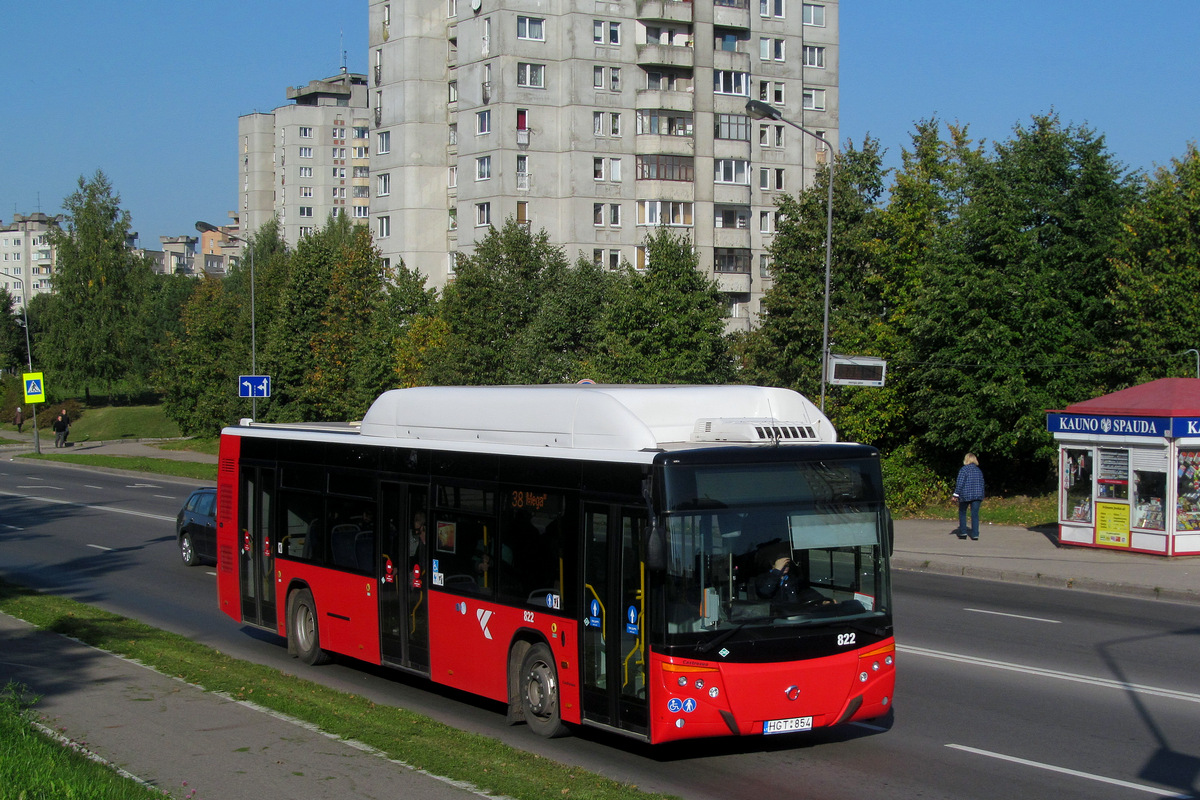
[367,0,837,327]
[239,71,372,249]
[0,213,62,309]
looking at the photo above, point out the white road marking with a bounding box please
[900,644,1200,704]
[17,484,61,490]
[850,720,889,733]
[126,483,162,489]
[87,544,114,552]
[1,523,23,531]
[946,744,1194,798]
[964,608,1061,624]
[153,495,176,500]
[0,489,174,522]
[84,484,103,489]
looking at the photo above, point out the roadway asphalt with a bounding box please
[1,433,1197,798]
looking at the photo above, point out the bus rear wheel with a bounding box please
[519,642,567,738]
[289,588,330,666]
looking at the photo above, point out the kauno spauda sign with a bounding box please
[1047,413,1200,439]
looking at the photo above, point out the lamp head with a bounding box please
[745,99,783,121]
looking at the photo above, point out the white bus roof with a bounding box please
[351,384,836,454]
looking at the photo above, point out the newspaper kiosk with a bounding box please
[1048,378,1200,556]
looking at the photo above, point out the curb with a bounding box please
[892,557,1200,606]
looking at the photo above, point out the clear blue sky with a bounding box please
[3,2,1197,246]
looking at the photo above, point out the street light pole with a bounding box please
[196,221,256,420]
[1,271,40,453]
[746,99,836,411]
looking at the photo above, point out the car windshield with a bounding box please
[659,459,889,640]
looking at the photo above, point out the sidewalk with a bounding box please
[0,613,490,800]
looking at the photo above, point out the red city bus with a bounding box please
[216,385,895,744]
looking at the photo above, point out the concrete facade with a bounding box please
[238,71,372,249]
[0,213,63,308]
[367,0,838,326]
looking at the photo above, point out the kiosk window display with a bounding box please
[1048,378,1200,556]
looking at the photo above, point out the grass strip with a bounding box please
[0,580,675,800]
[0,683,166,800]
[20,453,217,482]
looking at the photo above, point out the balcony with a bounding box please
[635,133,694,156]
[635,88,695,112]
[516,172,531,191]
[374,64,382,86]
[713,0,750,29]
[516,128,530,147]
[715,269,751,294]
[481,81,492,104]
[637,0,693,23]
[714,226,751,248]
[636,43,694,69]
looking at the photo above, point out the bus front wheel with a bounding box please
[289,588,330,666]
[519,642,567,738]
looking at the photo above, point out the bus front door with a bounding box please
[379,482,430,673]
[581,504,648,736]
[239,466,276,628]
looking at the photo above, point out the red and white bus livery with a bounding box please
[216,384,895,744]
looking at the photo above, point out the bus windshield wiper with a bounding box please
[697,622,749,654]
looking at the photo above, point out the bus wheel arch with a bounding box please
[287,585,331,666]
[516,639,568,738]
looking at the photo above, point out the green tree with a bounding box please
[594,227,731,384]
[742,136,886,407]
[0,289,25,373]
[430,220,578,385]
[158,276,244,435]
[259,214,356,421]
[42,171,152,398]
[904,114,1137,485]
[1108,144,1200,383]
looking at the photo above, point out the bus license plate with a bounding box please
[763,716,813,735]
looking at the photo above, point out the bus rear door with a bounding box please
[379,482,430,673]
[581,504,648,736]
[239,466,277,629]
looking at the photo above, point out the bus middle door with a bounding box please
[379,482,430,673]
[581,504,648,736]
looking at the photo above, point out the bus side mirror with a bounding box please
[646,523,667,571]
[884,508,894,557]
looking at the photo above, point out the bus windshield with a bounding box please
[660,459,889,640]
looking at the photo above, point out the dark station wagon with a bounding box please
[176,487,217,566]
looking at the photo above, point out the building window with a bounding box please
[610,157,622,181]
[760,0,785,18]
[354,146,369,158]
[715,159,750,185]
[803,87,826,110]
[517,15,545,40]
[377,131,391,154]
[300,186,313,197]
[517,62,545,88]
[610,67,621,91]
[715,248,751,273]
[354,126,369,139]
[332,187,347,200]
[476,155,491,180]
[610,203,621,227]
[516,201,529,223]
[332,147,347,159]
[759,167,785,190]
[477,110,491,134]
[758,80,785,105]
[636,154,695,181]
[449,208,458,230]
[760,38,784,61]
[449,80,458,102]
[637,200,694,226]
[593,66,605,89]
[637,109,694,136]
[803,3,825,26]
[299,147,313,158]
[299,207,314,218]
[593,158,605,181]
[594,203,605,226]
[476,202,491,226]
[448,165,458,187]
[447,0,456,17]
[332,127,345,140]
[609,21,621,44]
[299,226,314,238]
[299,126,313,138]
[715,206,750,229]
[378,173,391,196]
[714,70,748,96]
[378,216,391,238]
[803,46,825,68]
[593,20,620,44]
[351,166,367,177]
[715,114,750,141]
[353,206,370,218]
[449,124,458,145]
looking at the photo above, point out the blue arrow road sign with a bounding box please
[239,375,271,398]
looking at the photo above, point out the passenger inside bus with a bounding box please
[753,541,831,609]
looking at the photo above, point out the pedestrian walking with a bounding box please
[13,406,23,433]
[953,453,985,541]
[52,409,70,448]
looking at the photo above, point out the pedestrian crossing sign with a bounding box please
[23,372,45,404]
